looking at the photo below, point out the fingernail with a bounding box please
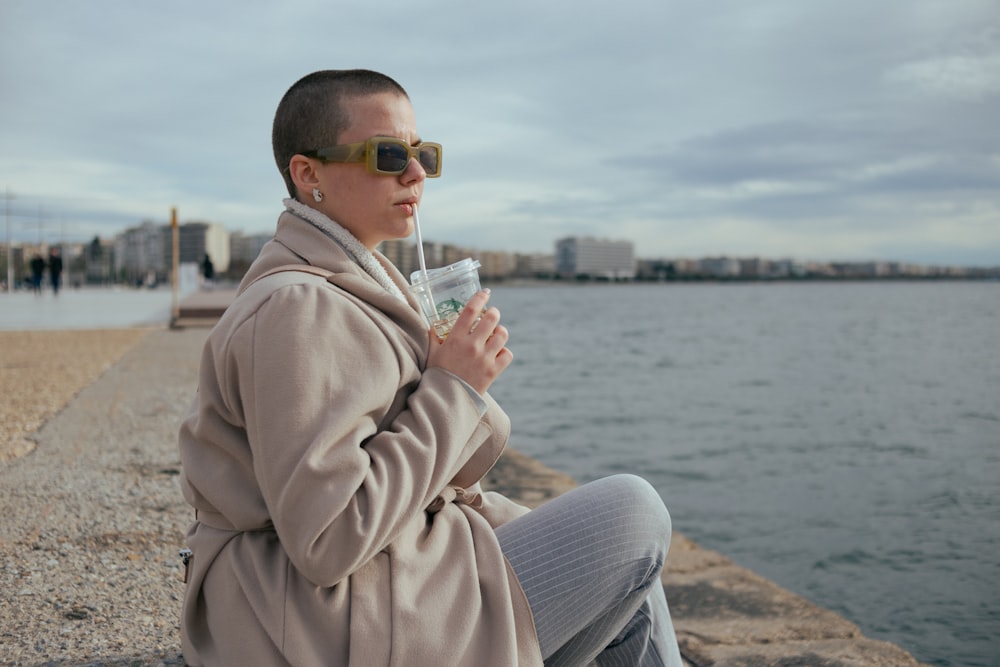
[482,288,491,295]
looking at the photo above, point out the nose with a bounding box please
[400,156,427,184]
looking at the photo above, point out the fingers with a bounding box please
[471,306,500,336]
[487,325,514,372]
[424,289,512,393]
[483,322,509,353]
[454,290,492,335]
[448,294,511,361]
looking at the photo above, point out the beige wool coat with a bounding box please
[178,211,542,666]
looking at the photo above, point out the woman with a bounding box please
[178,69,683,666]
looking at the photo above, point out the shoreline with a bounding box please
[0,327,930,666]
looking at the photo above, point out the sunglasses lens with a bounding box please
[376,141,410,174]
[418,145,439,176]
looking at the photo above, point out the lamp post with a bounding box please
[3,188,13,292]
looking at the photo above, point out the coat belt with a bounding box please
[195,508,275,533]
[426,486,483,514]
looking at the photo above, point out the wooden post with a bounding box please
[171,207,179,324]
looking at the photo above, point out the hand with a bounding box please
[425,290,513,395]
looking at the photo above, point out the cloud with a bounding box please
[888,54,1000,100]
[1,0,998,265]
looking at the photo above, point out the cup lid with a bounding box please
[410,258,481,285]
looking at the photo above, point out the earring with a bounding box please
[312,188,324,203]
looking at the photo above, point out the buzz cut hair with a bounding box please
[272,69,409,197]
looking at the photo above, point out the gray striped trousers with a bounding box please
[496,474,684,666]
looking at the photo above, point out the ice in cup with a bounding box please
[409,258,482,339]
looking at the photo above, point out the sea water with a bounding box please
[488,281,999,667]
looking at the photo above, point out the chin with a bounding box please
[396,221,415,239]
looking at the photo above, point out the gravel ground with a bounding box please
[0,329,153,464]
[0,327,202,666]
[0,326,578,667]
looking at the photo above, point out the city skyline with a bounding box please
[4,216,997,275]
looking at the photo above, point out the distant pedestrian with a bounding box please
[48,247,63,295]
[29,254,45,295]
[201,253,214,285]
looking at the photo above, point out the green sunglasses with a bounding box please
[303,136,442,177]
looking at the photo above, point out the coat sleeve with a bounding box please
[231,284,494,586]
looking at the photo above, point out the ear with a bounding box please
[288,155,322,198]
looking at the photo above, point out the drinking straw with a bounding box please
[413,204,429,282]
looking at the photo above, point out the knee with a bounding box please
[601,474,672,553]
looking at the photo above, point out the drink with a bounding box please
[409,258,482,339]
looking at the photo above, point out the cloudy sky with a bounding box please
[2,0,998,266]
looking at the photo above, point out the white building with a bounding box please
[700,256,741,278]
[555,236,635,279]
[115,221,168,284]
[113,219,231,283]
[477,250,515,280]
[513,252,555,278]
[180,221,230,274]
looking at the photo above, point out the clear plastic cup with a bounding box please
[409,258,482,339]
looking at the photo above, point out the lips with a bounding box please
[397,198,418,216]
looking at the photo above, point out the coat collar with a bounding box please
[243,211,430,357]
[280,199,407,301]
[249,211,414,303]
